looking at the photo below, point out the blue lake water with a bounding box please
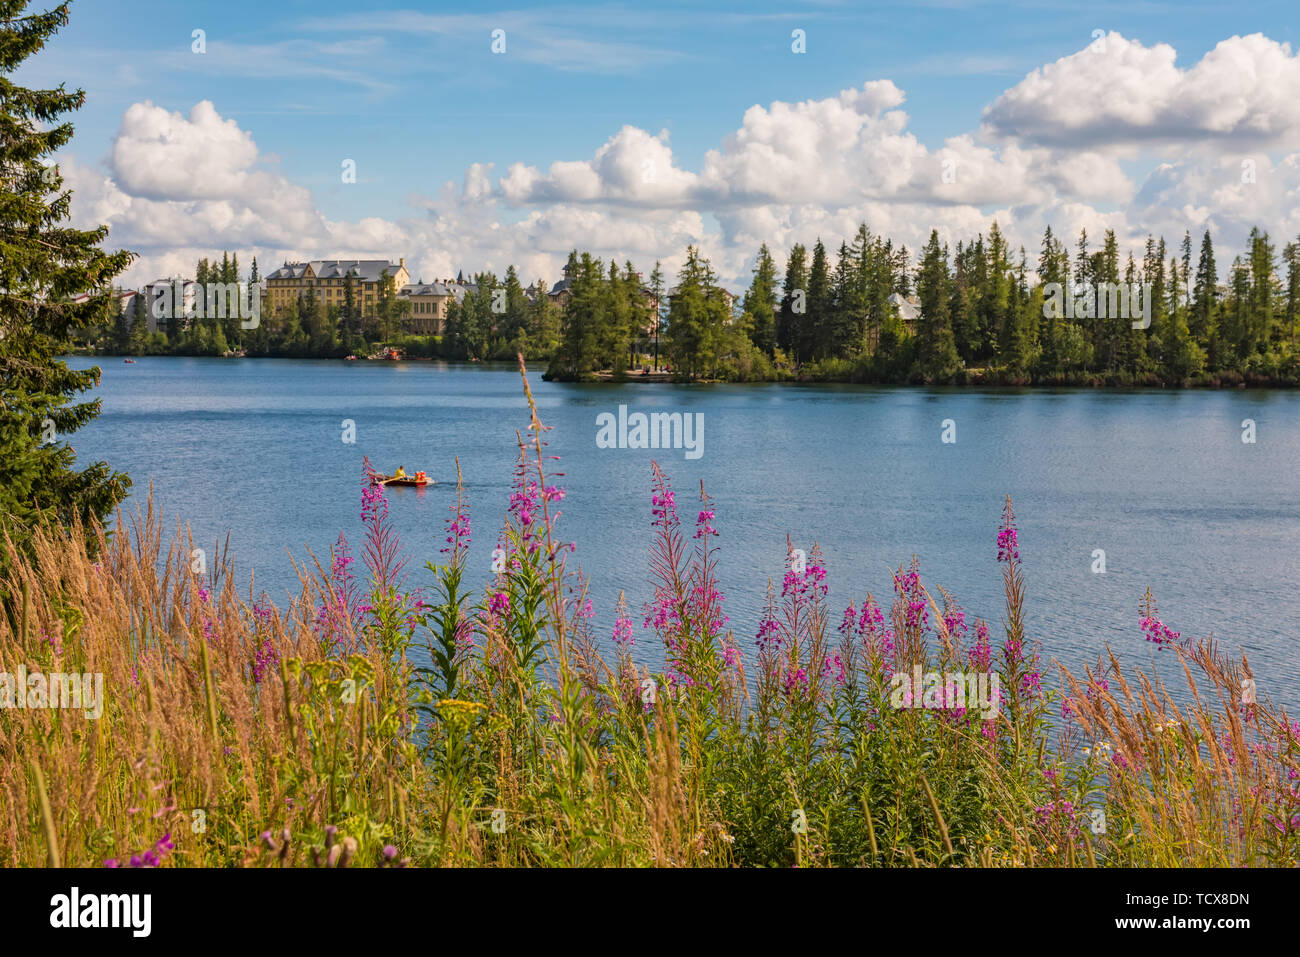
[64,356,1300,710]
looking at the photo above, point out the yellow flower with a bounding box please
[437,698,485,713]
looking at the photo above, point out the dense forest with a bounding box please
[94,222,1300,387]
[537,224,1300,386]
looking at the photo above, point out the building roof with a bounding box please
[265,260,404,283]
[888,292,921,321]
[398,282,453,298]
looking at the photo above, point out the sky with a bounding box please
[16,0,1300,289]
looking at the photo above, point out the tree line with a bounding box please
[92,223,1300,386]
[540,222,1300,386]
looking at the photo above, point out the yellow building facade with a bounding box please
[264,259,411,318]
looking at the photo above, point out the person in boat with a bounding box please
[394,465,406,480]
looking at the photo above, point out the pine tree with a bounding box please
[1283,237,1300,348]
[0,1,133,573]
[1036,226,1067,373]
[647,261,665,370]
[743,243,778,355]
[1192,231,1219,368]
[526,277,562,359]
[602,261,631,373]
[949,241,976,364]
[665,246,725,379]
[1247,227,1275,355]
[777,243,807,361]
[803,239,830,362]
[979,226,1009,363]
[128,289,150,353]
[548,252,603,377]
[343,274,358,337]
[827,241,857,358]
[110,291,131,352]
[375,268,399,344]
[914,230,959,380]
[501,264,528,349]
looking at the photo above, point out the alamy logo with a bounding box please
[50,887,151,937]
[596,405,703,460]
[151,279,260,329]
[889,665,1000,719]
[0,666,103,719]
[1042,281,1152,329]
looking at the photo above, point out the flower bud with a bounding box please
[339,836,358,868]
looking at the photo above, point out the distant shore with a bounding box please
[71,348,1300,389]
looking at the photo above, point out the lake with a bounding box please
[64,356,1300,710]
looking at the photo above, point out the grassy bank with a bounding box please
[2,360,1296,868]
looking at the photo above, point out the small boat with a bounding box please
[372,470,433,487]
[123,358,136,364]
[345,355,358,361]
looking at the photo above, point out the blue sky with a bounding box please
[17,0,1300,287]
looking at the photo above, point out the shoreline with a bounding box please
[68,351,1300,390]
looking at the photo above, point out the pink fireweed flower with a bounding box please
[645,594,681,633]
[193,586,218,644]
[893,566,929,634]
[252,638,279,684]
[510,482,540,526]
[943,609,967,642]
[612,616,634,647]
[782,667,808,697]
[1003,636,1024,666]
[838,601,856,638]
[997,498,1020,564]
[822,651,847,686]
[443,514,471,554]
[996,527,1019,564]
[857,598,884,642]
[488,591,510,617]
[454,617,475,655]
[756,616,781,651]
[106,832,174,869]
[969,620,993,670]
[694,508,718,539]
[252,600,274,629]
[651,490,677,527]
[360,482,388,525]
[1140,615,1180,649]
[783,562,828,601]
